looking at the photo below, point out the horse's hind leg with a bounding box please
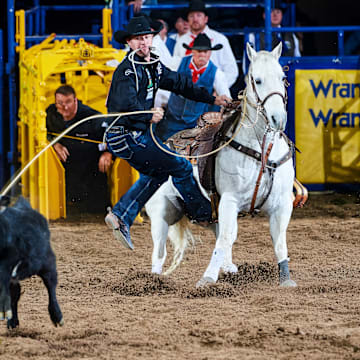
[150,216,169,275]
[269,203,297,287]
[146,189,184,275]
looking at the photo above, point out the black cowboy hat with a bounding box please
[183,33,222,51]
[185,0,208,17]
[175,8,188,21]
[114,16,161,44]
[134,12,164,33]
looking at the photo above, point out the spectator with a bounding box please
[156,33,231,141]
[157,17,181,58]
[126,0,157,13]
[173,0,239,88]
[157,18,169,42]
[243,3,301,74]
[167,10,189,55]
[46,85,112,214]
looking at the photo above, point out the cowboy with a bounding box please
[104,16,231,250]
[173,0,239,88]
[156,33,231,141]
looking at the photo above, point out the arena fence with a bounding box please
[3,0,360,201]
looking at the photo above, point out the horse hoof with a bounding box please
[196,276,216,288]
[151,265,162,275]
[222,263,238,274]
[280,279,297,287]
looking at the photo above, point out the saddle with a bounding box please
[166,106,308,219]
[166,109,238,220]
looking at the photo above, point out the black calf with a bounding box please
[0,196,63,329]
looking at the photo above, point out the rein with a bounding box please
[250,131,274,214]
[226,74,292,214]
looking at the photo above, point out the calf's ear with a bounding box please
[0,195,10,207]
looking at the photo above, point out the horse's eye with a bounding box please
[255,79,262,85]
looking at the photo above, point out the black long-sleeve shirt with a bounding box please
[46,100,106,168]
[106,53,216,131]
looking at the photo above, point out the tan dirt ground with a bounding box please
[0,192,359,359]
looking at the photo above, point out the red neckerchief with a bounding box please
[185,34,197,55]
[189,61,207,83]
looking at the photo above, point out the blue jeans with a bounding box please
[106,126,212,227]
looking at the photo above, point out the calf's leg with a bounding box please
[39,259,64,326]
[7,281,20,329]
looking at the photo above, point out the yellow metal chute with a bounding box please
[16,9,142,220]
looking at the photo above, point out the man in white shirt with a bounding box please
[150,18,181,108]
[156,33,231,141]
[173,0,239,89]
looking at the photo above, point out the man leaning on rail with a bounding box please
[104,16,231,250]
[46,85,112,214]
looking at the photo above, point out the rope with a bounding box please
[47,132,102,144]
[0,110,157,197]
[149,93,249,159]
[128,47,160,92]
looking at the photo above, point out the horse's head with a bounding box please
[246,42,288,131]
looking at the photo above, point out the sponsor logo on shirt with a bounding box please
[125,69,134,76]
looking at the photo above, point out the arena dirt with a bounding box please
[0,192,359,359]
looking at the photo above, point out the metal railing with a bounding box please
[244,25,360,56]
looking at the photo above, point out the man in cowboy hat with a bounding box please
[105,16,231,250]
[173,0,238,89]
[156,33,231,141]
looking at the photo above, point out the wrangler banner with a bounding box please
[295,69,360,186]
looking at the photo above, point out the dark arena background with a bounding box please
[0,1,359,359]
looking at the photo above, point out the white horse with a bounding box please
[145,42,297,287]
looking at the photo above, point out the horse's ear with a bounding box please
[246,43,257,62]
[271,42,282,60]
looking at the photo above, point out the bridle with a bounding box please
[247,73,289,129]
[250,74,288,107]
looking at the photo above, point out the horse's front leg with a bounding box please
[197,193,238,287]
[269,199,297,287]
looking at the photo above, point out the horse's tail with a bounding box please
[163,217,195,276]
